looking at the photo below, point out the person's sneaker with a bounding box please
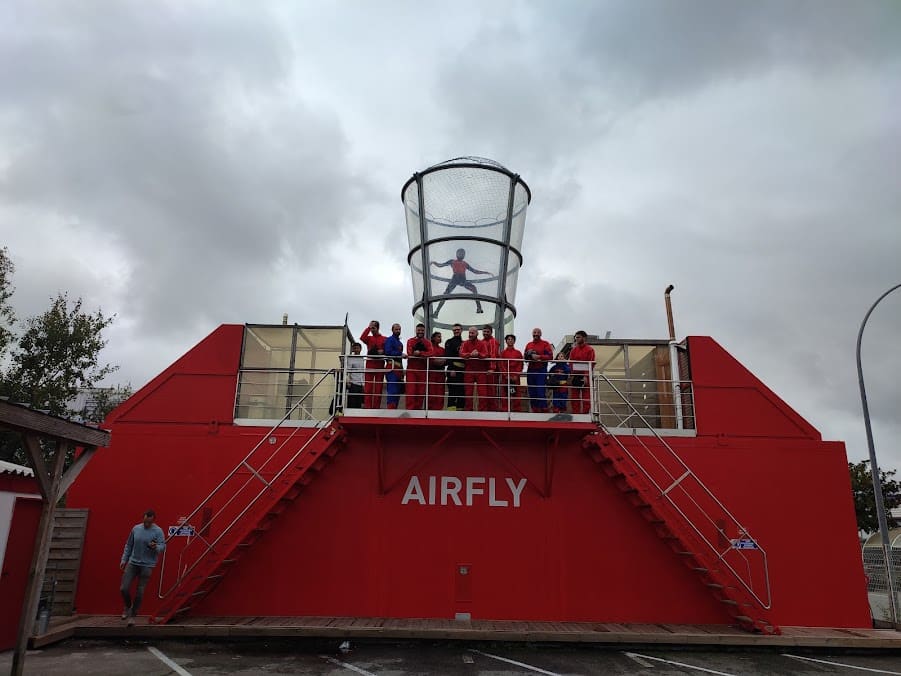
[121,607,130,620]
[126,616,135,627]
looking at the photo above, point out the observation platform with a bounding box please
[34,615,901,650]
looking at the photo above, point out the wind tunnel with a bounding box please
[402,157,531,337]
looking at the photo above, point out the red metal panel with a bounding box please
[0,497,41,650]
[688,336,822,440]
[65,328,870,628]
[110,324,243,424]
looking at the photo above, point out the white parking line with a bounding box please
[624,652,737,676]
[468,648,562,676]
[783,654,901,674]
[623,651,656,668]
[320,655,379,676]
[147,646,193,676]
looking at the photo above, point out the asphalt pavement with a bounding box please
[2,638,901,675]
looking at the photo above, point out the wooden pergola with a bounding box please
[0,399,110,676]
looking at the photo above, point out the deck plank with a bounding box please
[28,615,901,650]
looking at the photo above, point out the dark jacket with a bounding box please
[444,335,465,371]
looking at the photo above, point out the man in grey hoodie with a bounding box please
[119,509,166,625]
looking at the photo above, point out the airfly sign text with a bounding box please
[401,475,527,507]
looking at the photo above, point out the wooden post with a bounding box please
[10,439,66,676]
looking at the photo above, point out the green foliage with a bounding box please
[0,247,14,358]
[0,257,123,467]
[4,293,117,415]
[849,460,901,534]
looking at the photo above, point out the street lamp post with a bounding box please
[856,282,901,628]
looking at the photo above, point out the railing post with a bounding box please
[505,357,511,420]
[339,355,347,414]
[669,341,684,430]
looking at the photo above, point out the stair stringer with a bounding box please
[583,428,779,635]
[151,420,347,624]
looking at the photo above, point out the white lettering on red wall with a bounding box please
[401,476,527,507]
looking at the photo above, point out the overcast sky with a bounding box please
[1,1,899,468]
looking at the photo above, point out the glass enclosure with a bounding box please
[589,341,688,430]
[403,157,530,339]
[235,325,351,422]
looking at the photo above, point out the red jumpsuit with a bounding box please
[359,327,387,409]
[569,343,596,414]
[500,347,524,411]
[481,336,501,411]
[405,335,435,410]
[460,338,491,411]
[427,345,446,410]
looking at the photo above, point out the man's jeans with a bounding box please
[120,563,152,615]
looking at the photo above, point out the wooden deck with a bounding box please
[32,615,901,650]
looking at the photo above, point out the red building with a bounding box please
[66,322,869,633]
[0,461,41,651]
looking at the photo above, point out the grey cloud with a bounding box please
[1,1,898,472]
[566,0,901,99]
[0,2,375,339]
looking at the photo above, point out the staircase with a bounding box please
[43,508,89,617]
[152,373,346,624]
[584,380,778,635]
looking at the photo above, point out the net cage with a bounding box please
[402,157,531,339]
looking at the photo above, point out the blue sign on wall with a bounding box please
[168,525,196,537]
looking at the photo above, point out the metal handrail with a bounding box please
[328,357,697,428]
[157,369,337,600]
[591,373,772,609]
[594,377,694,429]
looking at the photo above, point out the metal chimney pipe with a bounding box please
[282,313,288,326]
[664,284,683,429]
[664,285,676,341]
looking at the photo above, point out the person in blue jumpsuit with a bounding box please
[548,353,572,413]
[383,323,406,409]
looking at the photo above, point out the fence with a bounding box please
[234,359,695,430]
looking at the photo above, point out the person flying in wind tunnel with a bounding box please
[430,248,491,315]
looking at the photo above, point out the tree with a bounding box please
[3,293,117,414]
[0,247,14,359]
[849,460,901,534]
[0,293,118,466]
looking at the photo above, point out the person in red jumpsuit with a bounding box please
[359,320,387,409]
[459,326,490,411]
[480,324,501,411]
[427,331,446,411]
[568,330,596,414]
[500,334,524,412]
[405,323,435,410]
[430,248,491,315]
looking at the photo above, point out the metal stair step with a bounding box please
[154,422,347,625]
[584,427,779,637]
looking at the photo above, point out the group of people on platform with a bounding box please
[344,321,596,414]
